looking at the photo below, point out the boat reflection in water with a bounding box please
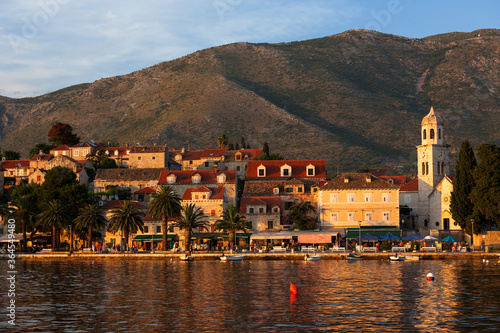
[1,259,499,332]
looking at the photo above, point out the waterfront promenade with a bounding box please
[3,251,500,261]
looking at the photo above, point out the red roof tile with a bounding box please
[370,169,387,177]
[158,170,236,184]
[133,187,156,194]
[0,160,30,168]
[321,173,398,190]
[246,160,326,179]
[400,178,418,192]
[51,145,70,151]
[199,149,227,159]
[379,176,407,187]
[30,154,54,161]
[181,186,224,200]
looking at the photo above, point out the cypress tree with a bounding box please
[450,140,477,232]
[471,144,500,229]
[262,142,270,156]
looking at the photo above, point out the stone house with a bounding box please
[239,196,283,232]
[0,160,33,185]
[128,145,169,169]
[94,168,169,194]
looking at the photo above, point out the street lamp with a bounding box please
[471,219,474,252]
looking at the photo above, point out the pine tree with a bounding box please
[450,140,477,232]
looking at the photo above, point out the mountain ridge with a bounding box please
[1,29,499,175]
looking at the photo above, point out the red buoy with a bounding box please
[290,282,297,294]
[426,273,435,281]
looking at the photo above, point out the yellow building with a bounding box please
[318,173,400,234]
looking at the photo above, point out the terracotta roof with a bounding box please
[246,160,326,179]
[239,196,283,214]
[129,145,167,153]
[370,169,387,177]
[51,145,70,151]
[320,173,398,190]
[96,168,169,181]
[133,187,156,194]
[379,176,407,187]
[199,149,227,159]
[0,160,30,168]
[181,186,224,200]
[224,149,263,161]
[158,170,236,184]
[100,200,147,210]
[181,150,203,160]
[400,178,418,192]
[30,154,54,161]
[285,178,304,185]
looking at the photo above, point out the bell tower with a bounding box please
[417,106,450,204]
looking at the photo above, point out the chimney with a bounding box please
[344,177,349,183]
[181,147,185,154]
[365,176,371,183]
[39,150,44,155]
[125,143,129,148]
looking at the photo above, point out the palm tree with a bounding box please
[38,199,72,252]
[217,133,228,149]
[9,196,36,252]
[174,204,209,255]
[213,204,250,252]
[74,203,108,248]
[148,186,181,251]
[108,201,144,252]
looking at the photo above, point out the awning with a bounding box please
[297,234,332,244]
[250,232,294,240]
[132,234,177,241]
[345,229,401,239]
[191,232,223,239]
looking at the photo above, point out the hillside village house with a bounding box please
[172,148,262,179]
[94,168,169,194]
[97,146,130,167]
[128,145,170,169]
[157,170,238,250]
[318,173,400,241]
[0,160,32,185]
[50,141,105,159]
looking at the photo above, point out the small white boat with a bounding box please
[405,255,422,261]
[220,255,245,262]
[347,253,363,261]
[305,255,321,261]
[389,255,405,261]
[179,255,194,261]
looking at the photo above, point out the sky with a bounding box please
[0,0,499,98]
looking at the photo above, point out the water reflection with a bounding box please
[0,259,499,332]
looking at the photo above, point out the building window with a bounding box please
[115,150,119,156]
[426,162,429,175]
[348,212,355,222]
[138,156,141,160]
[307,165,315,176]
[423,129,426,140]
[382,193,389,202]
[330,213,338,222]
[330,194,338,203]
[36,175,41,182]
[267,221,273,229]
[236,166,240,172]
[280,164,291,177]
[63,151,66,155]
[285,202,294,210]
[144,226,149,233]
[202,195,206,199]
[383,212,390,221]
[282,168,290,177]
[211,210,216,216]
[156,225,161,233]
[272,207,279,213]
[404,195,411,204]
[235,153,242,161]
[348,193,355,202]
[74,150,79,156]
[259,207,264,213]
[189,160,193,165]
[258,166,266,177]
[430,129,435,139]
[438,129,441,139]
[152,156,156,160]
[365,212,372,221]
[195,195,199,200]
[204,162,209,167]
[364,193,372,202]
[297,186,303,193]
[249,207,254,214]
[285,187,293,193]
[273,188,279,195]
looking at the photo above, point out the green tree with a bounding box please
[108,201,144,252]
[74,203,108,247]
[2,150,21,160]
[288,200,317,230]
[39,166,92,219]
[47,122,80,146]
[174,204,209,255]
[217,134,228,149]
[29,143,55,158]
[213,204,250,252]
[252,153,284,160]
[100,157,118,169]
[9,195,37,251]
[235,143,240,150]
[38,199,72,251]
[262,142,270,156]
[86,149,107,169]
[450,140,477,233]
[147,186,181,251]
[228,143,234,150]
[240,137,246,150]
[471,144,500,229]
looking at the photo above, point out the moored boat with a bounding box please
[347,253,363,261]
[304,255,321,261]
[389,255,405,261]
[180,255,194,261]
[220,255,245,262]
[405,255,422,261]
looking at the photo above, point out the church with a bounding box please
[401,107,461,237]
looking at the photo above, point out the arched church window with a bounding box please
[426,162,429,175]
[430,129,435,139]
[421,162,425,175]
[438,129,441,139]
[424,219,428,227]
[422,130,426,140]
[437,162,440,175]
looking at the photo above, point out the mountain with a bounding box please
[1,29,499,176]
